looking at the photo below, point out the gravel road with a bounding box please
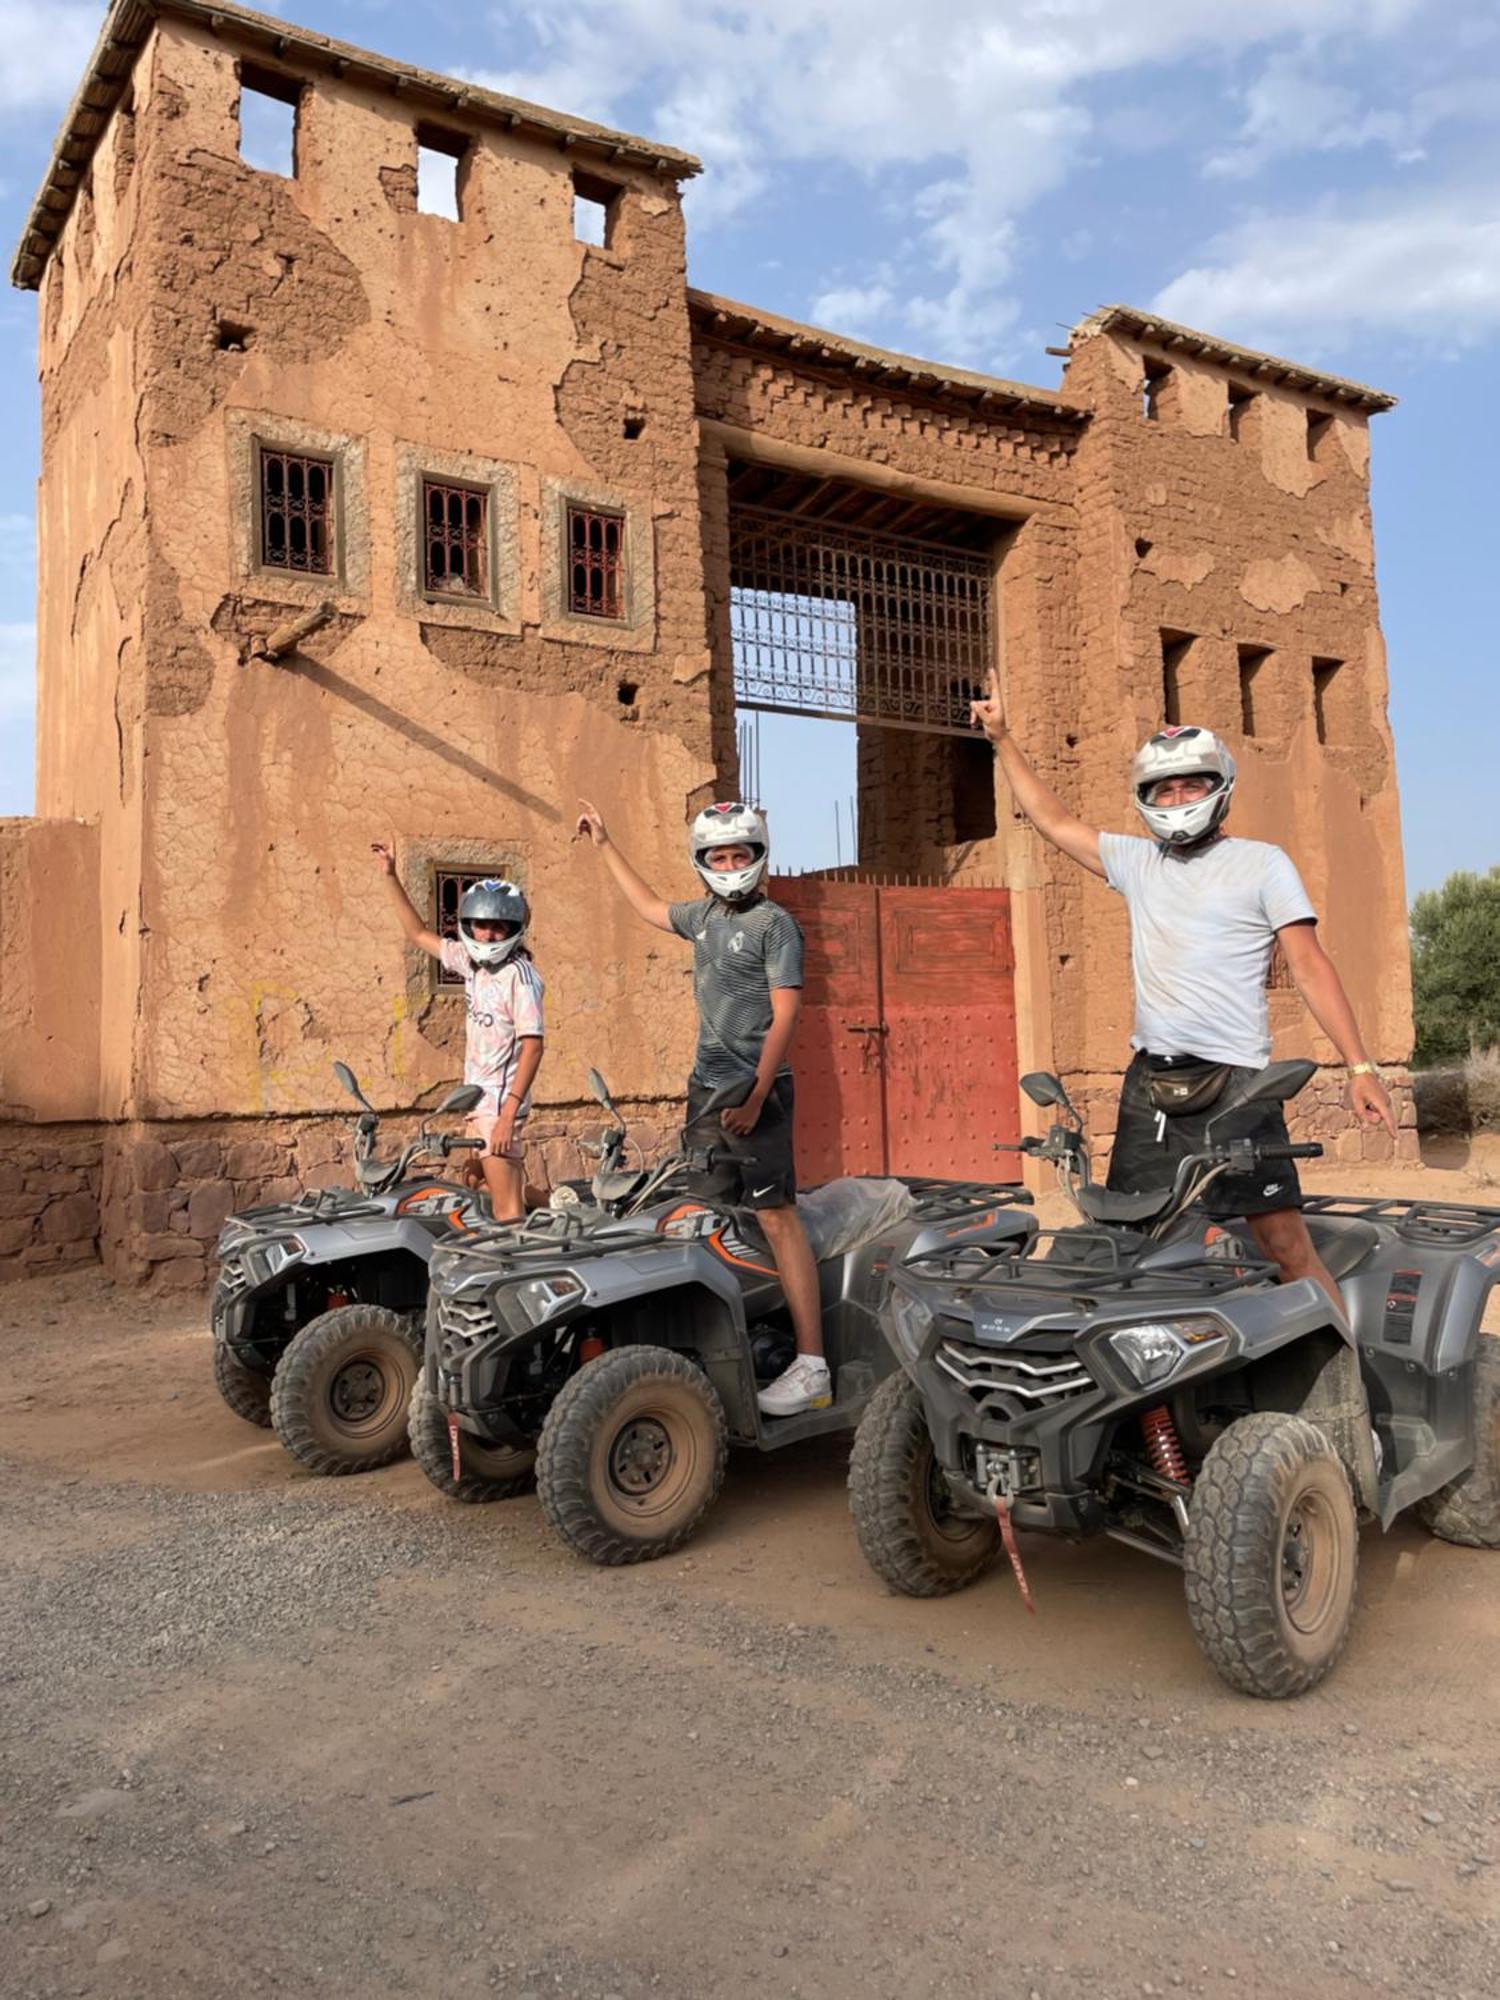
[2,1157,1498,2000]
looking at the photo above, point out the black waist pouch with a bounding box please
[1144,1052,1233,1116]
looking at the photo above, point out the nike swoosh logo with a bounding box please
[751,1184,776,1197]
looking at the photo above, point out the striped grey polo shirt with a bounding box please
[666,895,806,1088]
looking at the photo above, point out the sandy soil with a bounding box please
[1,1144,1498,2000]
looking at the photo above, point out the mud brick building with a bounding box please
[0,0,1415,1283]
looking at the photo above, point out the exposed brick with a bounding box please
[173,1138,223,1179]
[128,1189,179,1234]
[224,1140,291,1182]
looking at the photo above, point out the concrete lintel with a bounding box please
[698,419,1040,525]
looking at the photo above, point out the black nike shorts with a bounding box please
[1106,1052,1304,1220]
[685,1074,797,1211]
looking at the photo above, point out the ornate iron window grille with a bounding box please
[729,505,993,736]
[423,479,489,598]
[567,505,624,619]
[434,867,501,988]
[259,446,334,574]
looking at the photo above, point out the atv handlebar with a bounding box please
[1260,1142,1324,1162]
[441,1135,485,1154]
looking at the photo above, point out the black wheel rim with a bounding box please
[326,1349,404,1437]
[609,1416,674,1496]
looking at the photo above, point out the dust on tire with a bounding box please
[270,1304,421,1477]
[1415,1335,1500,1549]
[213,1339,273,1428]
[848,1370,999,1597]
[408,1378,535,1503]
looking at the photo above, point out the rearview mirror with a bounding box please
[333,1061,375,1112]
[438,1083,485,1116]
[587,1068,613,1108]
[1204,1058,1317,1140]
[1020,1072,1066,1109]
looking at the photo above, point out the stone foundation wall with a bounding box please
[2,1099,687,1288]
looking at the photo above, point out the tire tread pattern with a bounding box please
[1183,1411,1357,1700]
[213,1339,273,1428]
[1414,1336,1500,1548]
[847,1371,1000,1598]
[408,1380,535,1503]
[270,1304,421,1477]
[535,1345,727,1566]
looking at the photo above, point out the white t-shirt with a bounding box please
[1098,833,1316,1069]
[438,942,545,1116]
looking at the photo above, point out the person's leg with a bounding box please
[756,1202,823,1358]
[480,1151,525,1221]
[1246,1207,1344,1317]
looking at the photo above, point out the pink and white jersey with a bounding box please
[438,942,546,1115]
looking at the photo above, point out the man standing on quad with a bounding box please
[969,670,1396,1311]
[575,799,829,1416]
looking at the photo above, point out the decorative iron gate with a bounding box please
[730,505,993,737]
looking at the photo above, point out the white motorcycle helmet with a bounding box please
[457,878,530,966]
[689,801,770,904]
[1131,726,1237,847]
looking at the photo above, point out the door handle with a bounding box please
[844,1023,888,1035]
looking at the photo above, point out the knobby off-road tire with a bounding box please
[848,1371,1000,1597]
[408,1378,536,1504]
[1183,1411,1358,1700]
[1415,1335,1500,1548]
[536,1345,728,1566]
[213,1339,273,1428]
[270,1305,421,1477]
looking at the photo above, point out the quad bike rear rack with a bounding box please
[1302,1194,1500,1248]
[900,1225,1278,1302]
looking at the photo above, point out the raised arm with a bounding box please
[970,670,1104,878]
[575,799,674,933]
[371,841,444,957]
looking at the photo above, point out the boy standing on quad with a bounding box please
[371,846,544,1222]
[969,670,1395,1311]
[575,799,828,1416]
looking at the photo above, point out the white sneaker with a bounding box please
[757,1355,833,1417]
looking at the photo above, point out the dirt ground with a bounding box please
[2,1145,1499,2000]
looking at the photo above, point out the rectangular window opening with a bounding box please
[566,504,625,620]
[258,445,335,575]
[1312,657,1343,746]
[433,867,505,987]
[238,64,301,178]
[1306,409,1334,461]
[950,734,998,844]
[573,169,622,248]
[1238,644,1271,737]
[416,123,467,220]
[1142,358,1171,422]
[1227,384,1256,443]
[423,478,489,599]
[1160,629,1193,728]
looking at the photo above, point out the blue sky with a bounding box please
[1,0,1496,892]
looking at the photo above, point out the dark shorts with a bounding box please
[1106,1052,1304,1221]
[685,1074,797,1211]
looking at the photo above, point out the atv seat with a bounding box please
[1073,1184,1175,1226]
[1303,1215,1380,1282]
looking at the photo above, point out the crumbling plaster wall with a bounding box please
[123,19,714,1140]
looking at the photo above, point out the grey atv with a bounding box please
[411,1068,1040,1562]
[210,1062,489,1475]
[850,1061,1500,1698]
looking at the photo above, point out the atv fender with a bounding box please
[1225,1279,1379,1513]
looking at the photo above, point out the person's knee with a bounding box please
[1251,1210,1315,1274]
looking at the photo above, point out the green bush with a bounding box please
[1411,867,1500,1069]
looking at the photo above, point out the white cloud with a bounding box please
[0,2,104,112]
[806,281,896,337]
[1153,188,1500,354]
[479,0,1432,367]
[0,621,36,726]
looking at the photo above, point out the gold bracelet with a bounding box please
[1347,1061,1379,1078]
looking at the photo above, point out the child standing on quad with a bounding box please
[372,846,544,1222]
[575,798,829,1416]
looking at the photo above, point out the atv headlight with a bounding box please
[1107,1316,1225,1388]
[514,1274,586,1327]
[886,1287,935,1362]
[245,1235,307,1282]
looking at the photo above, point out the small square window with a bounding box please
[1238,644,1271,736]
[238,64,301,178]
[1227,384,1257,443]
[259,445,335,575]
[1312,657,1343,746]
[573,169,622,248]
[1306,410,1334,462]
[423,479,489,599]
[566,505,625,620]
[416,123,467,220]
[1142,358,1171,421]
[1160,629,1194,727]
[434,866,504,987]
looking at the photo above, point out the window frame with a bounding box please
[564,502,628,623]
[419,474,494,606]
[254,441,340,580]
[540,476,655,652]
[237,61,304,180]
[432,864,512,990]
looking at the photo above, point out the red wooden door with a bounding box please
[770,878,1018,1182]
[769,879,886,1182]
[878,886,1018,1178]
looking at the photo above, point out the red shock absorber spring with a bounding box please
[1141,1405,1190,1484]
